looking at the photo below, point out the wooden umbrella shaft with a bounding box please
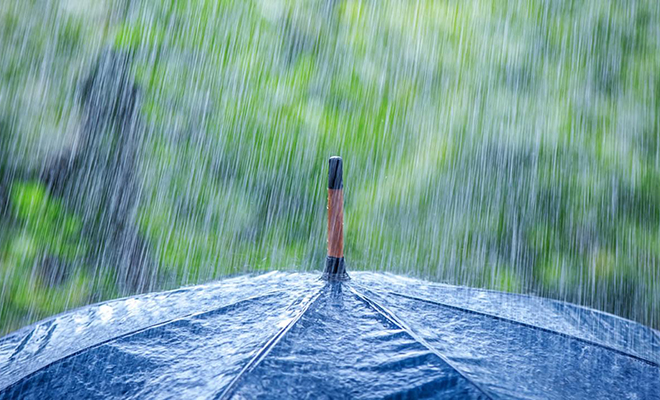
[324,156,348,280]
[328,189,343,257]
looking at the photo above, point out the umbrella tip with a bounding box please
[328,156,342,190]
[323,156,349,281]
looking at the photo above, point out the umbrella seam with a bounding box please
[347,285,495,400]
[372,272,660,330]
[0,271,287,343]
[358,273,660,338]
[216,287,324,400]
[387,291,660,368]
[0,290,289,392]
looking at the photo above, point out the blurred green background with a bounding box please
[1,0,659,334]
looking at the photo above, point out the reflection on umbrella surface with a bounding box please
[0,271,658,399]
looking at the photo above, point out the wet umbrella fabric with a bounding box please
[0,272,658,399]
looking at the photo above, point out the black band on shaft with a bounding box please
[328,156,343,189]
[322,257,349,281]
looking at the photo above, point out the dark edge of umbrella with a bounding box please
[322,156,349,281]
[347,284,495,399]
[0,291,287,393]
[387,290,660,368]
[216,288,324,399]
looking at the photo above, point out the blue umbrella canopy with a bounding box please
[1,271,658,399]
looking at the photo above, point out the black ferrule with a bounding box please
[322,257,349,281]
[328,157,343,189]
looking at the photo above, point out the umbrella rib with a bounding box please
[387,291,660,368]
[0,290,289,392]
[347,285,495,400]
[216,287,324,400]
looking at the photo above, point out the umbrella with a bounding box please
[1,158,658,399]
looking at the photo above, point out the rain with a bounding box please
[0,0,658,364]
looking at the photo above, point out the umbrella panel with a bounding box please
[352,273,660,365]
[227,284,487,399]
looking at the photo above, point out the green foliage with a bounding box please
[10,182,85,262]
[114,23,166,50]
